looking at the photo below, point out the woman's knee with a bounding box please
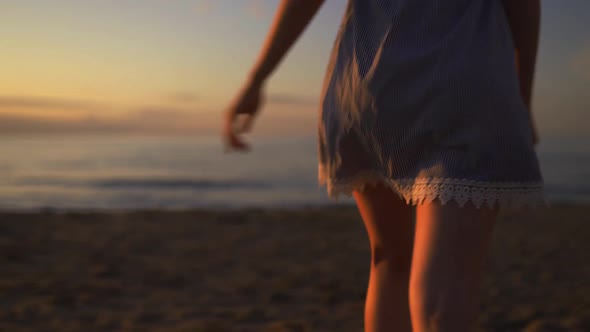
[354,184,415,274]
[371,244,412,275]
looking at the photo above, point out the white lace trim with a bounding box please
[318,166,548,210]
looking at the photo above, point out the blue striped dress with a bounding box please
[317,0,546,209]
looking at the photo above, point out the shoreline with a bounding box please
[0,199,587,214]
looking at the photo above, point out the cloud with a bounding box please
[168,91,199,104]
[194,0,214,15]
[0,106,218,136]
[0,92,320,136]
[0,113,128,135]
[114,106,220,134]
[0,96,106,112]
[570,45,590,80]
[0,94,212,135]
[267,93,319,107]
[246,0,269,19]
[129,106,203,124]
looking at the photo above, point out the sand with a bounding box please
[1,204,589,332]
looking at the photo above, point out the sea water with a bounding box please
[0,134,587,210]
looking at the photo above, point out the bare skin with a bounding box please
[355,185,499,332]
[409,200,499,331]
[224,0,325,151]
[224,1,541,150]
[223,1,541,331]
[353,185,415,332]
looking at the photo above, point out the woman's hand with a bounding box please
[223,80,265,151]
[221,0,325,151]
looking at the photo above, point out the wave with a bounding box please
[14,176,271,191]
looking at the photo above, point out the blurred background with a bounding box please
[1,0,589,210]
[2,2,590,331]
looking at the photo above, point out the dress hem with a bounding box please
[318,166,548,210]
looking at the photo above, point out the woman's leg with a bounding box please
[409,199,499,332]
[353,184,415,332]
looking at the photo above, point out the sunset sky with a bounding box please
[1,0,589,137]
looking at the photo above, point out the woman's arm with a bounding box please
[248,0,326,86]
[224,0,326,150]
[501,0,541,111]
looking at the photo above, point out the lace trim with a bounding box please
[318,166,548,210]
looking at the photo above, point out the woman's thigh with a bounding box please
[353,184,415,267]
[410,199,499,326]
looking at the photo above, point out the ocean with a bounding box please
[0,134,588,210]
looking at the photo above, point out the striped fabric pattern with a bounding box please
[317,0,546,209]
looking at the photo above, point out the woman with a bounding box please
[223,1,545,331]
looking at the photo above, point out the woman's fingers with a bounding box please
[238,113,257,133]
[223,112,250,151]
[227,130,250,151]
[222,81,263,152]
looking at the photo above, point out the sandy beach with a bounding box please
[1,204,589,332]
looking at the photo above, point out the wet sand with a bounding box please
[1,204,589,331]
